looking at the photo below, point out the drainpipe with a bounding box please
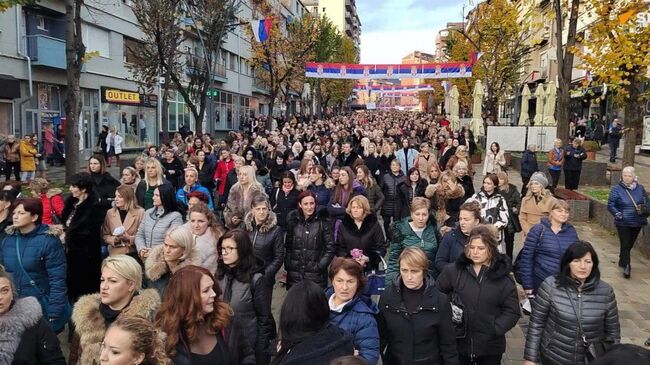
[16,5,33,97]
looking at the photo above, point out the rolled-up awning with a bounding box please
[0,74,21,99]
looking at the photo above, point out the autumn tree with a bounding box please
[311,16,342,118]
[0,0,38,11]
[320,36,358,114]
[248,3,319,127]
[572,0,650,166]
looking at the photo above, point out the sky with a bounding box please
[357,0,469,64]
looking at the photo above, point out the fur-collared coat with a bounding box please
[0,297,65,364]
[425,182,465,227]
[224,183,267,229]
[144,243,200,297]
[183,221,223,275]
[70,289,161,365]
[244,210,285,283]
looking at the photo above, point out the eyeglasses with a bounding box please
[221,246,236,255]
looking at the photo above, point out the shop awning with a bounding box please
[0,74,21,99]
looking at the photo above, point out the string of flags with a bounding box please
[352,84,435,93]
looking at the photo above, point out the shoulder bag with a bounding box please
[623,188,650,217]
[565,288,613,364]
[15,237,72,334]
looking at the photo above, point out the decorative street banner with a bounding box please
[376,92,419,97]
[353,84,434,93]
[306,61,473,79]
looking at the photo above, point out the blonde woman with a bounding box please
[295,158,315,191]
[362,142,382,180]
[379,142,396,176]
[144,225,199,296]
[135,157,169,210]
[102,185,145,256]
[224,165,267,229]
[415,142,435,182]
[445,145,474,175]
[519,172,556,237]
[184,201,225,274]
[120,166,140,192]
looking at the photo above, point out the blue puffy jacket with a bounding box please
[517,218,578,292]
[0,224,67,318]
[434,225,468,273]
[308,183,331,207]
[608,182,648,228]
[176,183,214,210]
[325,288,380,365]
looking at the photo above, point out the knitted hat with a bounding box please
[529,171,549,188]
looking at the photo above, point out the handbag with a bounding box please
[15,237,72,334]
[623,188,650,217]
[449,270,467,339]
[565,288,613,363]
[49,196,62,225]
[364,256,387,296]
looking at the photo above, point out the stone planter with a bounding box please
[471,152,482,164]
[587,197,650,258]
[554,189,590,222]
[510,154,609,186]
[586,151,596,160]
[504,151,512,167]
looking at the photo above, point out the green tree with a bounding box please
[0,0,37,12]
[311,16,342,118]
[321,36,358,114]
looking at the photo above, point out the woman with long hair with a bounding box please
[270,171,300,229]
[469,174,510,251]
[523,241,620,365]
[355,165,384,215]
[185,202,225,274]
[295,158,315,191]
[380,159,405,236]
[217,229,276,365]
[445,145,474,175]
[135,184,183,260]
[120,166,141,192]
[71,255,161,364]
[328,167,365,222]
[427,161,441,184]
[132,156,146,180]
[136,158,170,210]
[395,167,428,219]
[155,265,255,364]
[482,142,507,176]
[452,161,475,200]
[271,280,353,364]
[426,170,465,229]
[378,141,396,176]
[307,165,331,207]
[225,165,267,229]
[496,172,521,259]
[362,142,381,180]
[88,155,121,211]
[100,315,171,365]
[102,185,145,256]
[244,195,285,286]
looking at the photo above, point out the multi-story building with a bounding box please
[435,22,464,61]
[398,51,435,109]
[0,0,307,160]
[303,0,361,48]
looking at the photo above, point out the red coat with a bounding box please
[213,158,235,195]
[40,191,64,225]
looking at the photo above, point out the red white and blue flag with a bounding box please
[306,61,473,79]
[251,17,272,42]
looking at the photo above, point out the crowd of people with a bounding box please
[0,109,648,365]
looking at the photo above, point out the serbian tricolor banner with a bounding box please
[353,84,434,93]
[378,92,419,97]
[251,17,272,42]
[306,62,473,79]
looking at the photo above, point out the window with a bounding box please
[123,37,141,64]
[540,51,547,69]
[229,53,237,71]
[36,15,48,31]
[83,24,111,58]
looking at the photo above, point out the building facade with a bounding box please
[303,0,361,47]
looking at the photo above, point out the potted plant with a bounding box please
[582,140,599,160]
[471,144,484,164]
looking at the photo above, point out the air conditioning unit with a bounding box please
[542,25,551,40]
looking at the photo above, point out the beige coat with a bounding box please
[519,192,557,236]
[101,207,145,255]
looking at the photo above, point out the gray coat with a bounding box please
[135,207,183,252]
[524,276,620,365]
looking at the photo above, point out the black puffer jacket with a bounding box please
[378,275,459,365]
[524,275,621,365]
[218,260,276,365]
[499,184,521,234]
[270,187,300,229]
[436,253,521,358]
[395,179,427,219]
[381,171,406,218]
[244,210,285,285]
[336,214,386,272]
[273,324,354,365]
[284,207,336,288]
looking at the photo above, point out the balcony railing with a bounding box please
[185,55,227,81]
[27,34,66,69]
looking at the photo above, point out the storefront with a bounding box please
[0,74,21,135]
[100,87,158,150]
[212,91,252,131]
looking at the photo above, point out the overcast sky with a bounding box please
[357,0,469,64]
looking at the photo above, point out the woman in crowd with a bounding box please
[270,171,300,229]
[326,258,380,365]
[176,167,214,216]
[100,315,171,365]
[469,174,510,251]
[564,138,587,190]
[362,142,381,180]
[445,145,473,175]
[519,172,556,237]
[0,198,67,327]
[497,172,522,259]
[252,159,273,196]
[217,229,276,365]
[427,161,441,184]
[0,191,15,242]
[28,178,64,225]
[378,247,458,364]
[0,267,66,364]
[121,166,141,192]
[272,280,353,364]
[19,134,38,182]
[136,158,169,210]
[547,138,565,191]
[225,165,266,230]
[63,172,104,302]
[105,126,123,167]
[378,142,396,176]
[608,166,648,279]
[426,170,465,229]
[269,154,287,185]
[308,165,331,207]
[135,184,183,260]
[326,144,340,172]
[161,149,185,190]
[523,241,620,365]
[482,142,507,176]
[185,202,224,273]
[336,195,386,274]
[517,199,579,295]
[355,165,384,215]
[434,200,482,273]
[294,158,314,191]
[144,225,199,296]
[133,156,146,180]
[380,159,406,236]
[244,195,285,286]
[328,167,365,223]
[395,167,427,219]
[415,142,434,182]
[71,255,161,364]
[437,225,521,365]
[196,149,216,192]
[453,161,475,200]
[155,265,255,365]
[88,155,121,211]
[285,191,336,289]
[331,166,341,185]
[387,197,441,281]
[102,185,145,257]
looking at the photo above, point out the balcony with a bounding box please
[185,55,227,82]
[27,34,66,69]
[252,77,270,95]
[345,0,354,11]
